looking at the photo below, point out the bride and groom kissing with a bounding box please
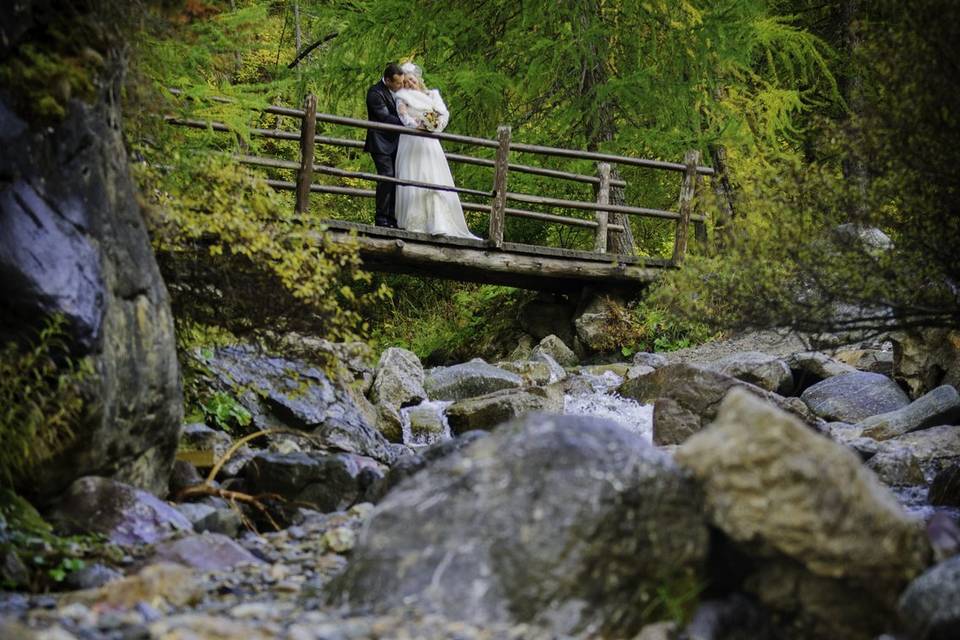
[364,62,478,239]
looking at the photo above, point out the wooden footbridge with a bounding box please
[167,91,715,292]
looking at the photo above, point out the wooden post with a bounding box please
[295,94,317,215]
[671,149,701,265]
[593,162,611,253]
[488,125,511,248]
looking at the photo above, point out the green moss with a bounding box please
[0,40,100,124]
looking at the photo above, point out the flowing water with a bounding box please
[398,370,653,449]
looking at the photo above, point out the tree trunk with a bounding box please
[841,0,869,219]
[578,1,635,256]
[293,1,302,53]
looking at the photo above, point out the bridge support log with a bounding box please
[594,162,611,253]
[488,125,511,248]
[671,149,701,266]
[295,94,317,214]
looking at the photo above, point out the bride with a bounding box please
[394,63,479,239]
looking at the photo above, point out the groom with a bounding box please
[364,63,406,228]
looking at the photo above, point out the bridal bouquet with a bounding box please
[421,109,443,132]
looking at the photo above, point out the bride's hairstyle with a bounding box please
[400,61,423,78]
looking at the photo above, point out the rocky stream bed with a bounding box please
[3,330,960,640]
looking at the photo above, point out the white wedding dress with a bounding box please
[394,88,479,239]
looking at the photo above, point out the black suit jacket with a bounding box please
[364,80,403,156]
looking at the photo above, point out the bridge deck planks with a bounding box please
[318,220,670,292]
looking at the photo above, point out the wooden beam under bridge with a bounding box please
[316,220,669,293]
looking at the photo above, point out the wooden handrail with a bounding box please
[263,179,625,232]
[166,116,627,187]
[167,90,710,259]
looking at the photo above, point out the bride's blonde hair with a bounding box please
[400,61,427,91]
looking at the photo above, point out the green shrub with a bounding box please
[0,316,92,489]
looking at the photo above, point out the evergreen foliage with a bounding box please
[0,317,91,490]
[651,0,960,337]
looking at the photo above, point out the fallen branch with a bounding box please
[288,31,339,69]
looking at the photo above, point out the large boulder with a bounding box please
[865,448,925,486]
[243,451,383,513]
[676,389,930,639]
[202,346,394,464]
[424,360,523,401]
[573,294,623,353]
[787,351,857,394]
[899,556,960,640]
[495,360,554,385]
[877,426,960,480]
[618,363,816,445]
[801,372,910,423]
[0,80,181,498]
[704,351,793,395]
[891,328,960,398]
[369,347,426,409]
[329,413,709,636]
[859,385,960,440]
[531,334,578,368]
[149,532,262,571]
[445,385,564,434]
[45,476,191,545]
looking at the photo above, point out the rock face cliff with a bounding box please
[0,5,181,497]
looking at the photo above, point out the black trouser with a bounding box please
[371,152,397,227]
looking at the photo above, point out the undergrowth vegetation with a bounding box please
[0,317,91,491]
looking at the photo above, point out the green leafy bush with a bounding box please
[0,316,92,489]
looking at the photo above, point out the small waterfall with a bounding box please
[562,371,654,442]
[400,399,453,448]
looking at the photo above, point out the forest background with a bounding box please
[10,0,956,381]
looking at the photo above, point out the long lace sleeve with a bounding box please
[430,90,450,131]
[396,98,419,128]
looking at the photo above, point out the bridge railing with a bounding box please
[166,91,714,265]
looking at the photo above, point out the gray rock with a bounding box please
[704,351,794,395]
[168,460,203,497]
[529,350,567,383]
[531,334,578,368]
[579,362,631,378]
[899,556,960,640]
[176,502,242,537]
[632,352,669,369]
[445,386,563,435]
[365,432,490,503]
[878,426,960,479]
[243,451,383,513]
[801,372,910,423]
[573,294,623,353]
[859,385,960,440]
[626,364,655,380]
[46,477,191,545]
[63,564,122,591]
[834,347,894,375]
[929,463,960,507]
[374,402,403,443]
[180,423,252,478]
[0,90,182,498]
[149,533,262,571]
[834,223,893,252]
[424,361,523,401]
[277,334,376,394]
[676,389,930,639]
[329,413,708,636]
[369,347,426,409]
[495,360,554,385]
[865,448,925,486]
[202,346,394,464]
[892,328,960,398]
[618,363,816,445]
[403,402,449,443]
[787,351,857,392]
